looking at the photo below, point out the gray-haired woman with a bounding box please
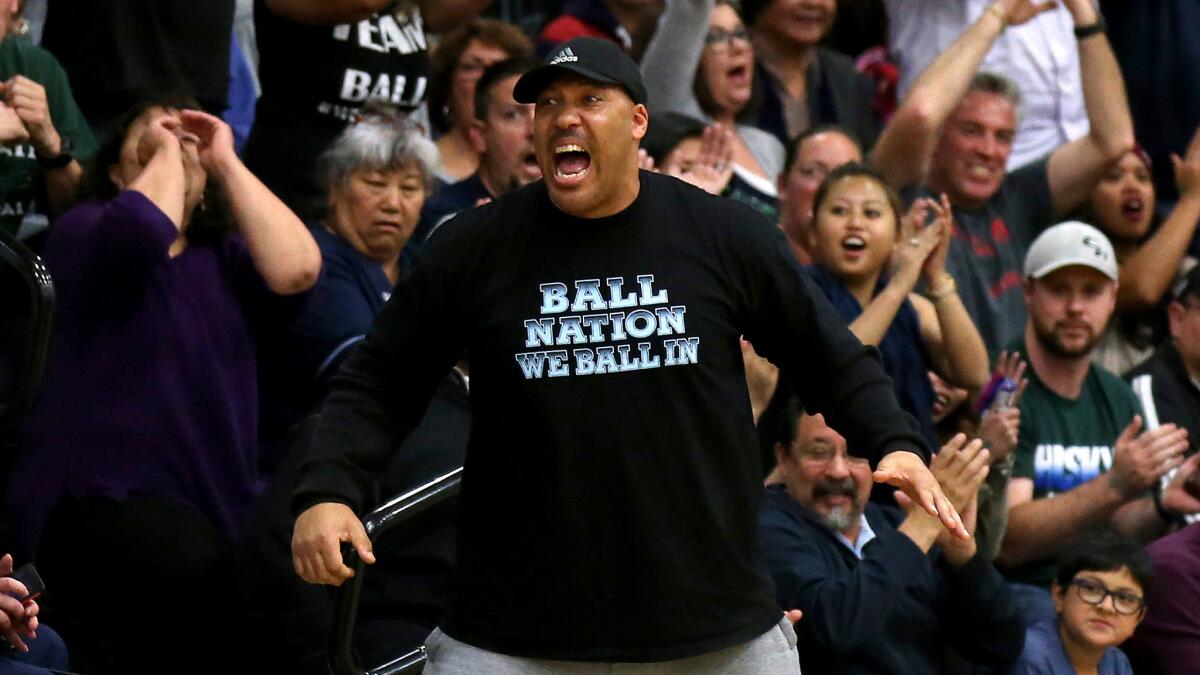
[258,104,439,470]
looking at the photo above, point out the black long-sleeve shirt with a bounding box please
[759,487,1025,673]
[293,171,930,662]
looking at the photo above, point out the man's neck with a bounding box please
[1025,326,1091,400]
[839,519,862,545]
[750,30,814,97]
[475,159,505,200]
[1058,621,1103,675]
[1176,339,1200,384]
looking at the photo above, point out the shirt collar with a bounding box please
[835,512,876,559]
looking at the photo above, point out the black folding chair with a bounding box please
[0,227,54,426]
[328,467,463,675]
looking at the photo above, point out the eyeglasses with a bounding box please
[704,27,750,51]
[1070,578,1145,615]
[795,444,870,468]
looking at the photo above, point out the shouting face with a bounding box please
[534,75,648,219]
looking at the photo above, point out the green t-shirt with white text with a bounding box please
[0,36,96,235]
[1005,342,1141,588]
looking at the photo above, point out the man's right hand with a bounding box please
[1108,416,1189,499]
[291,502,376,586]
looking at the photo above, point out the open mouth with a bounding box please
[1121,196,1144,220]
[554,143,591,181]
[521,151,541,176]
[842,235,867,252]
[727,64,749,80]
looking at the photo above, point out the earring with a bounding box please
[12,18,28,36]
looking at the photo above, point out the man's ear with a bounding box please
[631,103,649,142]
[467,119,488,156]
[1167,301,1186,340]
[108,163,126,191]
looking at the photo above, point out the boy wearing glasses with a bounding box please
[1014,532,1150,674]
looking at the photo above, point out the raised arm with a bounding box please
[639,0,711,121]
[871,0,1055,188]
[1116,128,1200,310]
[180,110,320,295]
[1044,0,1136,217]
[1,75,87,219]
[912,195,990,389]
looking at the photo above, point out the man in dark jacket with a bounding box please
[759,396,1025,673]
[1128,264,1200,527]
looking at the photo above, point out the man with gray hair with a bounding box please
[996,222,1193,626]
[872,0,1134,354]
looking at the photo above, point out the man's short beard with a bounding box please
[821,504,856,531]
[1031,318,1101,358]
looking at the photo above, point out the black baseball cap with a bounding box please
[513,37,648,105]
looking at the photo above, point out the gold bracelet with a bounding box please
[984,3,1007,29]
[927,276,957,301]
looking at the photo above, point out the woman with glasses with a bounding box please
[1086,128,1200,375]
[1013,533,1151,674]
[640,0,785,194]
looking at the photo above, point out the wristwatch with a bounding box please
[36,139,74,170]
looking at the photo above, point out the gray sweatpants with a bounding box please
[422,615,802,674]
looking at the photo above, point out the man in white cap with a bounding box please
[995,221,1190,626]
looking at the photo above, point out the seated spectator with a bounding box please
[886,0,1087,169]
[758,398,1024,673]
[0,552,69,675]
[806,163,989,448]
[998,223,1193,627]
[536,0,662,57]
[1088,134,1200,374]
[1123,523,1200,675]
[873,0,1135,355]
[409,58,541,252]
[427,18,533,185]
[246,0,484,219]
[640,0,786,191]
[776,124,862,263]
[1128,265,1200,457]
[6,97,320,675]
[0,0,95,238]
[1013,532,1150,675]
[258,104,438,472]
[743,0,881,148]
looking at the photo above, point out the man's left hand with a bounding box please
[875,450,969,539]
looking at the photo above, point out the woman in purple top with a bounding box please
[6,96,320,675]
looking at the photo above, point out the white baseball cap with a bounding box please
[1023,221,1118,281]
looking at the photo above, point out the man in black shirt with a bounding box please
[292,37,963,672]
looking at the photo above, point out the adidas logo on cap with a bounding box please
[550,47,578,64]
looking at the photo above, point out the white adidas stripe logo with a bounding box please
[550,47,578,64]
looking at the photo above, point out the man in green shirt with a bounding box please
[996,221,1193,626]
[0,6,95,237]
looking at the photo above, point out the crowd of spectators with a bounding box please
[0,0,1198,673]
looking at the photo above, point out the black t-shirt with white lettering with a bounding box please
[244,1,429,219]
[293,172,929,662]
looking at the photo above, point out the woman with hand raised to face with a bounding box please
[7,95,320,675]
[806,162,990,449]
